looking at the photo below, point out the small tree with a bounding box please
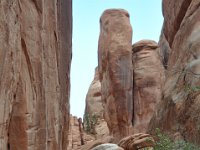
[84,113,97,134]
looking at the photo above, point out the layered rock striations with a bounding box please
[132,40,165,133]
[98,9,133,141]
[0,0,72,149]
[149,0,200,144]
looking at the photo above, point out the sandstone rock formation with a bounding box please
[118,133,154,150]
[0,0,72,149]
[132,40,165,133]
[84,67,109,139]
[149,0,200,144]
[85,67,103,118]
[98,9,133,141]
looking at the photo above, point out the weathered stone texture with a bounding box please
[132,40,165,133]
[0,0,72,149]
[118,133,154,150]
[84,67,109,139]
[149,0,200,144]
[98,9,133,141]
[85,67,104,119]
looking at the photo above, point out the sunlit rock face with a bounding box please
[98,9,133,141]
[132,40,165,133]
[84,67,109,139]
[85,67,103,119]
[0,0,72,149]
[149,0,200,144]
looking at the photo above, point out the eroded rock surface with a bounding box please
[149,0,200,144]
[118,133,154,150]
[98,9,133,141]
[0,0,72,149]
[84,67,109,139]
[132,40,165,133]
[85,67,103,118]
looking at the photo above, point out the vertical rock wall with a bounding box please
[149,0,200,144]
[0,0,72,149]
[98,9,133,141]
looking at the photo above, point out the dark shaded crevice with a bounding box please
[21,38,37,104]
[21,38,34,82]
[7,133,10,150]
[7,143,10,150]
[7,92,16,150]
[93,92,101,97]
[31,0,42,13]
[132,48,135,126]
[78,118,85,145]
[132,72,135,125]
[54,31,57,42]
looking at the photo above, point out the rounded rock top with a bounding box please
[91,143,124,150]
[100,9,130,21]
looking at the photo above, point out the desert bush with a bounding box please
[84,113,97,134]
[153,128,200,150]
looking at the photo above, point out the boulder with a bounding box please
[118,133,154,150]
[79,136,114,150]
[92,143,124,150]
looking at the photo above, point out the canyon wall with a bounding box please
[0,0,72,149]
[98,9,133,141]
[149,0,200,144]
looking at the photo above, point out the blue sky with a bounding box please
[71,0,163,118]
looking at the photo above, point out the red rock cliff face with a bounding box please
[98,9,133,141]
[0,0,72,149]
[132,40,165,133]
[149,0,200,144]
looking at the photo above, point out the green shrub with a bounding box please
[153,128,200,150]
[84,113,97,134]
